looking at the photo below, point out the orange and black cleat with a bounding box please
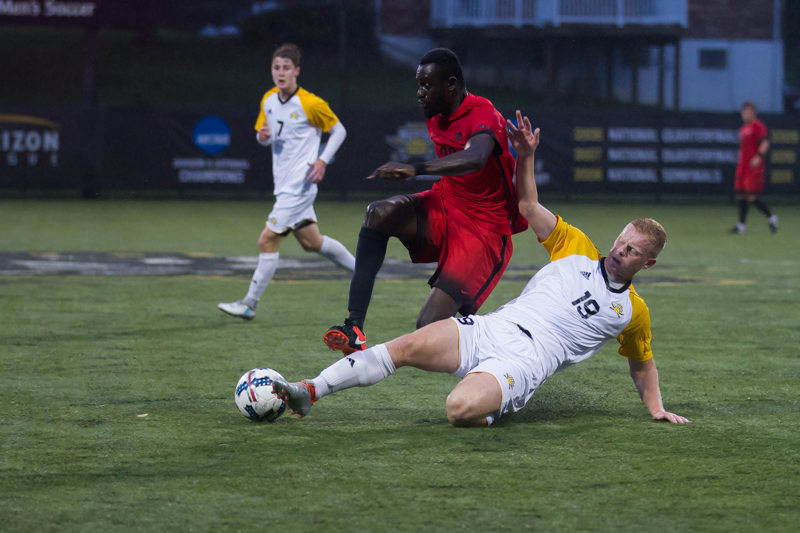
[324,322,366,356]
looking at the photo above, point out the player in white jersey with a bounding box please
[270,111,690,427]
[218,43,354,320]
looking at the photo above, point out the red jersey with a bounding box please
[427,93,527,236]
[737,119,768,175]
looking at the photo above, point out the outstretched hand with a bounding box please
[506,110,539,159]
[367,162,415,182]
[652,410,692,424]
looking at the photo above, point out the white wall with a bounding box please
[679,39,784,113]
[637,46,661,106]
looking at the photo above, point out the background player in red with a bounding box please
[324,48,527,355]
[731,102,778,234]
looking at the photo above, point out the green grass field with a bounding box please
[1,200,799,532]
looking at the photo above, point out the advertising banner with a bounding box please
[1,107,798,196]
[0,0,155,29]
[0,110,94,190]
[98,109,272,193]
[524,111,799,196]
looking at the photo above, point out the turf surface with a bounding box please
[1,200,799,531]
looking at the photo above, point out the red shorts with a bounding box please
[400,190,512,316]
[734,166,765,194]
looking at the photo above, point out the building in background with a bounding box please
[375,0,784,113]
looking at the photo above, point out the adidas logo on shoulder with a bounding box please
[580,271,591,280]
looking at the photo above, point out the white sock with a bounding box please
[311,344,396,399]
[318,235,355,271]
[243,252,279,309]
[768,215,778,225]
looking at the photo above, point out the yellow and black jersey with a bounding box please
[494,216,653,378]
[255,87,339,195]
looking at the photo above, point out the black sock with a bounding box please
[346,227,390,330]
[752,199,772,218]
[738,199,749,224]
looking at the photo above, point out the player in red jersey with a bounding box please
[324,48,527,355]
[730,102,778,234]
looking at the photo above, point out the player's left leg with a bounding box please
[445,373,503,427]
[324,195,420,355]
[347,195,419,327]
[749,194,778,233]
[293,222,355,270]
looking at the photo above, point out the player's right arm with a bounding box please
[507,110,557,241]
[257,122,272,145]
[254,90,276,146]
[367,134,496,182]
[751,136,770,168]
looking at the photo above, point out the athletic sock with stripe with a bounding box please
[243,252,279,309]
[311,344,396,399]
[318,235,356,271]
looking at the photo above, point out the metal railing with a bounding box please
[430,0,688,28]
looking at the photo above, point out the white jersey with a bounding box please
[494,216,652,380]
[255,87,339,196]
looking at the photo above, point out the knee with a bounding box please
[363,200,393,230]
[445,392,475,427]
[258,231,281,253]
[387,332,422,368]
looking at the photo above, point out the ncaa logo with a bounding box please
[193,116,231,155]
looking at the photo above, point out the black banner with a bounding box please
[327,109,800,197]
[0,0,155,29]
[1,107,799,196]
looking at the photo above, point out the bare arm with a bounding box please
[506,110,557,241]
[367,134,496,182]
[628,358,691,424]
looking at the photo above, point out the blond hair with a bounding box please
[630,218,667,257]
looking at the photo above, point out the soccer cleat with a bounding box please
[324,322,367,355]
[217,300,256,320]
[272,379,316,418]
[768,215,778,234]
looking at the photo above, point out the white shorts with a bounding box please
[266,192,318,235]
[450,314,545,421]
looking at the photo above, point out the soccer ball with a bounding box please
[234,368,287,422]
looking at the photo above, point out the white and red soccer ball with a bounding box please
[234,368,287,422]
